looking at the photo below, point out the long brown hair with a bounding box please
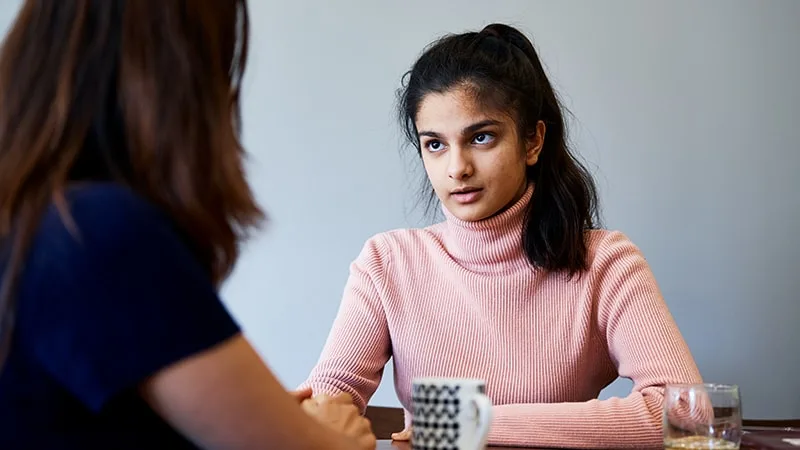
[0,1,263,365]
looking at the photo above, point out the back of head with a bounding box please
[398,23,600,276]
[0,0,261,363]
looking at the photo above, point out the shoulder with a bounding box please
[24,183,198,289]
[354,222,447,269]
[585,229,648,270]
[66,182,156,214]
[43,183,174,244]
[583,229,662,311]
[19,183,228,332]
[583,229,656,295]
[34,183,183,260]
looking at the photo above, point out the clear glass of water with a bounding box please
[663,383,742,449]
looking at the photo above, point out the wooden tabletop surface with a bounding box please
[376,436,785,449]
[377,441,536,450]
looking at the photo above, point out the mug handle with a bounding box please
[471,393,493,450]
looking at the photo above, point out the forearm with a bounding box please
[142,335,366,450]
[489,389,664,449]
[301,239,392,413]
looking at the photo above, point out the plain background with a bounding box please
[1,0,797,418]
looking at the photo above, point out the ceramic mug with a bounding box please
[411,377,492,450]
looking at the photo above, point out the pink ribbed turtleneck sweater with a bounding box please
[301,186,701,449]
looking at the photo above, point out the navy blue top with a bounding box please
[0,184,241,449]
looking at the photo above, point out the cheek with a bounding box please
[491,151,527,179]
[421,157,444,189]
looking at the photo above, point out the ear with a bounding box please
[525,121,546,166]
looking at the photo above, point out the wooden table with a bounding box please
[377,441,539,450]
[377,437,784,449]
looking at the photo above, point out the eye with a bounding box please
[472,132,495,145]
[425,140,445,152]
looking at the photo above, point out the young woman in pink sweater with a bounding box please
[301,23,702,449]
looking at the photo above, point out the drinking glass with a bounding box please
[663,383,742,449]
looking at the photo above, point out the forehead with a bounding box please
[415,88,509,133]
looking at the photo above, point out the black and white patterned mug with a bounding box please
[410,377,492,450]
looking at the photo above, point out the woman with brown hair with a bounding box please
[0,1,375,449]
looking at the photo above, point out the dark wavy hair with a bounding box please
[398,23,600,277]
[0,0,261,368]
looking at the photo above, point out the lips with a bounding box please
[450,187,483,204]
[451,186,481,194]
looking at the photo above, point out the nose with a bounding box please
[447,147,473,180]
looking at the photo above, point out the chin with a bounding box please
[446,202,495,222]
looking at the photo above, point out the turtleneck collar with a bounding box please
[441,184,534,274]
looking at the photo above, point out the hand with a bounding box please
[288,387,313,403]
[300,392,358,414]
[303,392,352,405]
[301,393,376,450]
[391,427,412,441]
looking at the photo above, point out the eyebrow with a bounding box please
[418,119,502,139]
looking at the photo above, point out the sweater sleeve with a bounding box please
[488,231,702,449]
[298,237,392,412]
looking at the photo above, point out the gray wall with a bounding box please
[2,0,798,419]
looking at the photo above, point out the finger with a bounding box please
[315,392,350,405]
[331,392,353,404]
[290,387,313,402]
[312,394,333,403]
[362,434,378,450]
[300,398,318,414]
[391,427,412,441]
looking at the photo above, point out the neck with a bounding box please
[441,184,534,274]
